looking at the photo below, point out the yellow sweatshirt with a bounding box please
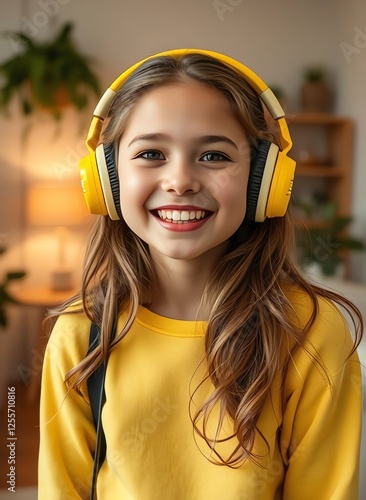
[38,287,362,499]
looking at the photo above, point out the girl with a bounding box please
[39,49,363,499]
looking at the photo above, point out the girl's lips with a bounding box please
[150,210,214,232]
[152,205,211,211]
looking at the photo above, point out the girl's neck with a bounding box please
[146,245,226,321]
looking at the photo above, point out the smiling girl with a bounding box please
[39,50,363,500]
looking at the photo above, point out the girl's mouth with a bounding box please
[150,209,214,231]
[154,209,210,224]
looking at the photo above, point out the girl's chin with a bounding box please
[148,241,228,263]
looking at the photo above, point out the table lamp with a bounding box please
[27,184,90,290]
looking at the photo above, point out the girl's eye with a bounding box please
[199,152,231,162]
[135,150,165,160]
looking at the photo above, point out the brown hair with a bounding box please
[49,54,363,467]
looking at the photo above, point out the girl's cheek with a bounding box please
[120,171,153,206]
[120,169,142,193]
[123,179,139,194]
[207,166,248,196]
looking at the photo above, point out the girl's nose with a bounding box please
[161,162,201,195]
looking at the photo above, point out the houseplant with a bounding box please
[0,22,101,120]
[301,65,333,113]
[296,194,365,277]
[0,247,26,328]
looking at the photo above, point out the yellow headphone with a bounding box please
[79,48,296,222]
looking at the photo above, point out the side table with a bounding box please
[12,286,78,402]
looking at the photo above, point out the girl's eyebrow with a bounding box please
[128,133,166,147]
[128,133,238,149]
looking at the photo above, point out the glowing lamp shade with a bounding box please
[27,185,89,227]
[27,185,90,290]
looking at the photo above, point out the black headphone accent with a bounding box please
[246,140,272,221]
[103,144,122,219]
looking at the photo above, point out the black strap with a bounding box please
[87,323,107,500]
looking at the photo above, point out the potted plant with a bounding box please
[0,22,101,120]
[296,193,365,277]
[301,65,333,113]
[0,247,26,328]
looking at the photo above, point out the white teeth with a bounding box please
[156,209,207,223]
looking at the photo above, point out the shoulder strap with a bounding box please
[87,323,107,499]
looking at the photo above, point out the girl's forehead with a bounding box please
[122,80,240,132]
[134,79,229,108]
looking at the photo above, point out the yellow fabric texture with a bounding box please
[38,287,362,500]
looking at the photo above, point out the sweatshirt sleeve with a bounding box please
[38,311,96,500]
[281,297,362,500]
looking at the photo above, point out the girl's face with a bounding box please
[118,79,251,263]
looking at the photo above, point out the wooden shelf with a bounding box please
[296,165,345,177]
[12,285,78,307]
[287,113,352,126]
[288,113,353,217]
[289,113,354,277]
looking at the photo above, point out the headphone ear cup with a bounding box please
[95,143,122,220]
[80,152,109,216]
[246,140,295,222]
[246,140,278,222]
[265,151,296,219]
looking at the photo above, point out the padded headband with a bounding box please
[80,48,296,222]
[83,48,293,156]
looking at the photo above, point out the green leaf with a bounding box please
[335,238,365,250]
[320,254,342,276]
[0,21,101,128]
[328,216,352,235]
[0,287,16,302]
[322,201,337,221]
[21,99,32,115]
[0,308,7,328]
[56,23,73,45]
[8,31,35,49]
[6,271,26,281]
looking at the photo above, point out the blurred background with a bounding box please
[0,0,365,497]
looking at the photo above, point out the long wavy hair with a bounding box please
[49,54,363,467]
